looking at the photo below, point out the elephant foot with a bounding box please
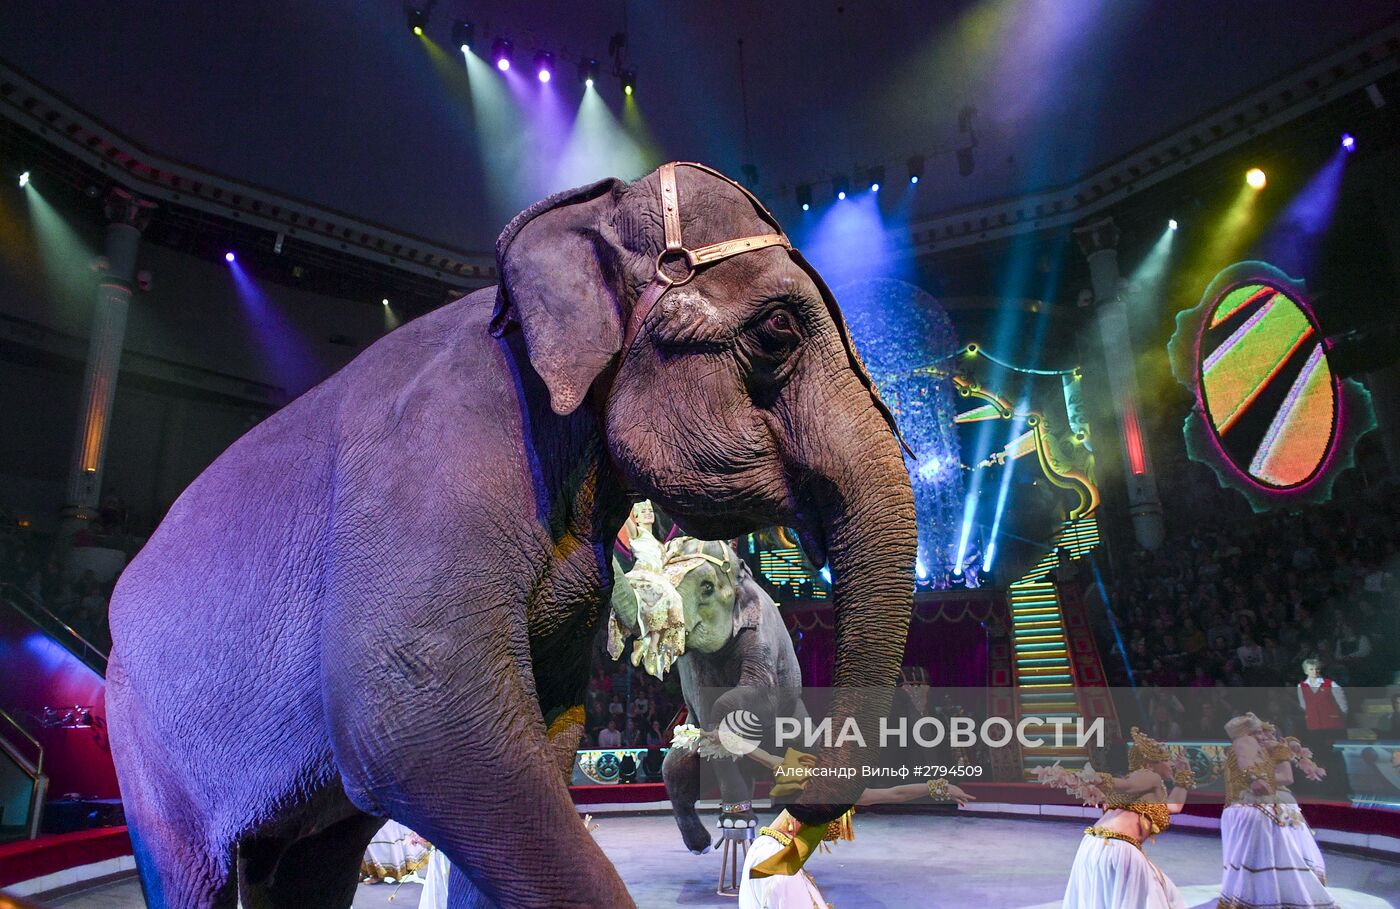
[674,806,715,855]
[717,801,758,832]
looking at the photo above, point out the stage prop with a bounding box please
[838,279,964,586]
[103,163,915,909]
[608,537,803,856]
[1168,260,1376,511]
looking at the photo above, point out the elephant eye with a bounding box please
[752,305,801,354]
[701,580,715,595]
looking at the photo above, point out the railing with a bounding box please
[0,706,47,840]
[0,583,108,674]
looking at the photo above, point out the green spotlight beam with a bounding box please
[554,89,658,190]
[24,185,97,313]
[460,46,533,218]
[620,95,665,176]
[1193,183,1261,285]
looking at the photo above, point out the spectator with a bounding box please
[597,719,622,749]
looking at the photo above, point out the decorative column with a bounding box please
[1073,217,1164,551]
[61,188,155,532]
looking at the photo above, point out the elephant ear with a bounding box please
[730,549,768,638]
[492,177,626,415]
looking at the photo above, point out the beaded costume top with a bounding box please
[1100,785,1172,835]
[1224,741,1294,803]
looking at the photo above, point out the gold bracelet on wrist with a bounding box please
[927,778,950,800]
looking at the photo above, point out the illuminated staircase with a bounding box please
[1009,516,1101,778]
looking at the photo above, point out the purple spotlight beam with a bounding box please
[1341,133,1356,153]
[225,251,236,263]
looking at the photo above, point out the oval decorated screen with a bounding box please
[1197,278,1335,488]
[1168,261,1375,512]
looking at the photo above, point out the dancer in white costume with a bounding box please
[1035,728,1194,909]
[716,735,973,909]
[418,845,450,909]
[358,819,431,883]
[1218,713,1337,909]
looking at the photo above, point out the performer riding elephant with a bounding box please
[609,537,805,853]
[106,162,915,909]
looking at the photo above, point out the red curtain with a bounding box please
[786,599,991,688]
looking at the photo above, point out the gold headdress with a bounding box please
[1127,727,1170,770]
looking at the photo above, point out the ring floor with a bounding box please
[40,813,1400,908]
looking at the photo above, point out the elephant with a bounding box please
[105,161,916,909]
[609,537,805,854]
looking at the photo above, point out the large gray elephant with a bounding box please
[105,162,915,909]
[611,538,805,854]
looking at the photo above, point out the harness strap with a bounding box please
[620,163,790,359]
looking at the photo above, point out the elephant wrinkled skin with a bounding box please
[105,163,916,909]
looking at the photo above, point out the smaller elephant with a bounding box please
[609,537,804,854]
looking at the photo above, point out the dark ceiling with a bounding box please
[1,0,1394,251]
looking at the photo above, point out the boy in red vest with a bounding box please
[1297,657,1347,794]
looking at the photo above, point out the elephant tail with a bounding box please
[661,746,712,855]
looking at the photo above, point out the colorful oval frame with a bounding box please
[1168,261,1375,512]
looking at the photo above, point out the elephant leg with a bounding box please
[383,728,633,909]
[662,746,712,855]
[414,700,589,909]
[239,813,382,909]
[713,758,758,829]
[122,770,237,909]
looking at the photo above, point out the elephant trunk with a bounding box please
[789,390,916,825]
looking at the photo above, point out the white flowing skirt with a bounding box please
[739,834,827,909]
[418,846,451,909]
[1062,834,1186,909]
[1219,802,1337,908]
[359,819,431,883]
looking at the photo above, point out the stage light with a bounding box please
[382,298,390,306]
[621,69,636,96]
[404,5,426,36]
[578,58,599,87]
[17,171,29,188]
[907,155,924,185]
[832,173,849,201]
[534,51,554,83]
[867,165,885,194]
[451,20,474,52]
[1341,133,1356,153]
[795,183,812,212]
[225,251,236,263]
[491,38,513,71]
[1169,218,1179,231]
[1246,167,1267,190]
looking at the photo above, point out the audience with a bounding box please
[1101,483,1399,695]
[581,642,685,751]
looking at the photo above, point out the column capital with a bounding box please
[103,186,157,232]
[1072,217,1120,257]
